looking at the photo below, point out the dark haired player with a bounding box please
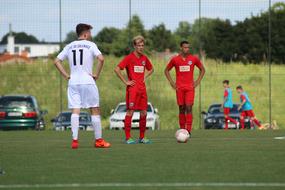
[165,41,205,136]
[236,85,264,130]
[221,80,238,130]
[54,23,111,149]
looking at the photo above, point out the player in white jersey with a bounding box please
[54,23,111,149]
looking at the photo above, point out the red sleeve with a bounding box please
[118,56,129,70]
[166,57,175,70]
[145,57,153,71]
[241,95,246,101]
[224,90,228,97]
[194,56,203,69]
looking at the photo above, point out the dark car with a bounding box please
[51,111,92,131]
[0,95,47,130]
[201,103,250,129]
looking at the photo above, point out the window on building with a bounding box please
[24,47,31,53]
[14,47,19,53]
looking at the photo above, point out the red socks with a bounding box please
[253,119,261,127]
[125,114,147,140]
[139,115,147,139]
[185,114,193,133]
[227,116,237,124]
[124,115,132,140]
[179,114,186,129]
[225,118,229,130]
[225,116,237,130]
[240,118,260,129]
[240,118,245,129]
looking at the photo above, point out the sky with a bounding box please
[0,0,282,42]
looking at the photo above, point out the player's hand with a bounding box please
[194,80,200,88]
[170,82,177,90]
[90,74,98,81]
[65,75,70,80]
[125,80,136,86]
[238,106,242,111]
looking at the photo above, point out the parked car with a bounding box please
[0,95,47,130]
[51,111,92,131]
[109,102,160,130]
[201,103,250,129]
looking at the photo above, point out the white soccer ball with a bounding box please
[175,129,190,143]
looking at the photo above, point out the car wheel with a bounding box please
[39,120,45,130]
[35,120,45,131]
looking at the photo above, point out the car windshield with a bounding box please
[0,97,34,108]
[208,105,239,114]
[58,112,90,122]
[116,104,152,113]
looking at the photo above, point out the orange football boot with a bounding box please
[71,140,79,149]
[95,138,111,148]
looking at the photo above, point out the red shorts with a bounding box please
[224,108,230,115]
[126,87,147,110]
[241,110,255,117]
[176,87,195,106]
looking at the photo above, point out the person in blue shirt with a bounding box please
[221,80,237,130]
[236,85,264,130]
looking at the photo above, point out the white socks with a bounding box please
[71,114,79,140]
[92,115,102,140]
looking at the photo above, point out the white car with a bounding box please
[109,102,160,130]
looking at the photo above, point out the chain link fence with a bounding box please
[0,0,284,129]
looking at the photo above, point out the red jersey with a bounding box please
[166,54,203,89]
[118,52,153,90]
[224,90,228,97]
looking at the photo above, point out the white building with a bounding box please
[0,34,60,58]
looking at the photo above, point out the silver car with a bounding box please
[51,111,93,131]
[109,102,160,130]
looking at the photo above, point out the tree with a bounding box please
[127,14,146,39]
[112,29,131,56]
[175,21,192,41]
[148,23,176,52]
[190,18,218,56]
[0,32,39,44]
[64,31,77,44]
[270,2,285,63]
[93,27,121,55]
[211,19,235,62]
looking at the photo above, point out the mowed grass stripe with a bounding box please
[1,182,285,188]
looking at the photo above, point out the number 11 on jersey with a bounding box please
[72,49,83,66]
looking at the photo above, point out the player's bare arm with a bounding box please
[90,54,104,81]
[54,58,70,80]
[194,64,205,88]
[222,95,227,109]
[164,67,177,90]
[238,99,246,111]
[221,98,226,109]
[114,66,136,86]
[144,68,154,82]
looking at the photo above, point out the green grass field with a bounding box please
[0,56,284,129]
[0,130,285,190]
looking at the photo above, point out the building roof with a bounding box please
[0,53,30,64]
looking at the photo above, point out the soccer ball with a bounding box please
[175,129,190,143]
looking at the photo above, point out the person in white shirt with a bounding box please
[54,23,111,149]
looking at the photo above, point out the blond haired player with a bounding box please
[114,36,153,144]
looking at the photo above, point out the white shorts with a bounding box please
[67,84,99,109]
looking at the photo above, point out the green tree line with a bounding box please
[1,2,284,63]
[84,2,285,63]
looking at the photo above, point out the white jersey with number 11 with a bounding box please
[57,40,102,85]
